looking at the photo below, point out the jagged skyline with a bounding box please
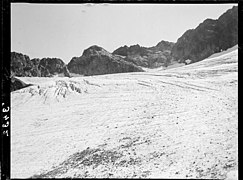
[11,3,236,63]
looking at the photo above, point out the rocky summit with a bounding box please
[113,41,174,68]
[171,6,238,63]
[67,45,144,76]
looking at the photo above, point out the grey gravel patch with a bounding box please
[30,137,154,178]
[30,147,123,178]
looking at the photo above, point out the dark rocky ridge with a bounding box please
[171,6,238,63]
[113,41,174,68]
[11,52,67,77]
[11,76,33,92]
[67,45,144,76]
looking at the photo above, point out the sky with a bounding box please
[11,3,237,64]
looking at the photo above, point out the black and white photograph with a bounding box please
[9,2,238,179]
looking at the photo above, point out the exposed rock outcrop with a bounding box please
[38,58,65,77]
[67,45,144,76]
[113,41,174,68]
[171,6,238,63]
[149,40,175,52]
[11,52,66,77]
[113,44,148,57]
[11,52,35,77]
[11,76,32,92]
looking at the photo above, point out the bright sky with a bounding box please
[11,3,236,63]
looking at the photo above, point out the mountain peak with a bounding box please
[68,45,144,76]
[82,45,111,57]
[85,45,104,51]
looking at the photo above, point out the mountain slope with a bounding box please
[171,6,238,63]
[11,48,238,179]
[67,45,144,76]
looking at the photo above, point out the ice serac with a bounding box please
[11,52,66,77]
[67,45,144,76]
[112,41,174,68]
[171,6,238,63]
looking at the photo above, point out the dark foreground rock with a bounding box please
[171,6,238,63]
[11,77,32,92]
[67,45,144,76]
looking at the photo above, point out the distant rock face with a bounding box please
[171,6,238,63]
[113,41,174,68]
[11,52,34,77]
[150,40,175,52]
[11,52,66,77]
[30,58,42,77]
[113,44,148,57]
[39,58,65,77]
[67,45,144,76]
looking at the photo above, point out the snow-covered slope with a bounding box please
[207,45,238,59]
[11,48,238,179]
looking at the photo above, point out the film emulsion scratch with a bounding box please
[9,3,238,179]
